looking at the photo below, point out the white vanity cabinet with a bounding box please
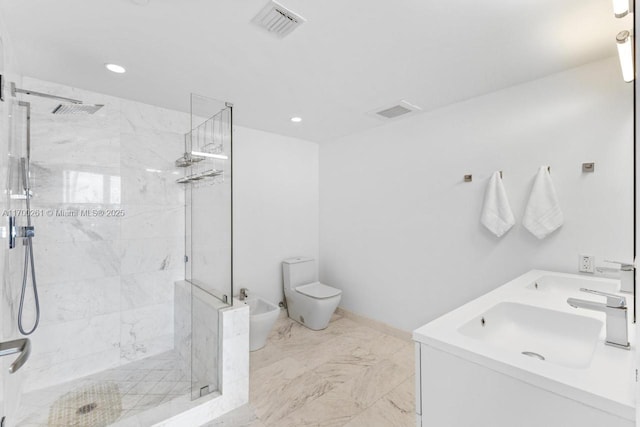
[414,342,633,427]
[413,270,635,427]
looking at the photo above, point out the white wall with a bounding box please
[319,57,633,331]
[234,126,319,306]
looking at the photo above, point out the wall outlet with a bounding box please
[579,255,595,273]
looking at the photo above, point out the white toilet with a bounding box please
[282,257,342,330]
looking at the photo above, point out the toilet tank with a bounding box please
[282,257,317,289]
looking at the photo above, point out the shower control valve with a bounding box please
[17,225,34,239]
[9,217,35,247]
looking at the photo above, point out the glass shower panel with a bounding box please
[186,94,233,304]
[184,93,233,399]
[1,93,30,427]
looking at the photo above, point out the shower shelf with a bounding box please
[176,169,224,184]
[175,153,205,168]
[176,104,230,185]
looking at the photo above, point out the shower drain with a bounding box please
[49,382,121,426]
[76,402,97,415]
[521,351,545,361]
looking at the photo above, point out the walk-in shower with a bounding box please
[0,79,240,426]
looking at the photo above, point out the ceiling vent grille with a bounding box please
[252,1,306,38]
[370,100,422,120]
[377,105,412,119]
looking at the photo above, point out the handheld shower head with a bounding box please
[52,104,104,115]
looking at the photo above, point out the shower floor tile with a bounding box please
[14,350,190,427]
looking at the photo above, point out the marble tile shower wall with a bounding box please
[13,77,188,392]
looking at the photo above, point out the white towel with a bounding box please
[481,171,515,237]
[523,166,563,239]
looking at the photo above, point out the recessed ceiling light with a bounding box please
[105,63,126,74]
[290,117,302,123]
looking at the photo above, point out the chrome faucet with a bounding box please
[596,260,634,294]
[239,288,248,301]
[567,288,629,350]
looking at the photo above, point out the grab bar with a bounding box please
[0,338,31,373]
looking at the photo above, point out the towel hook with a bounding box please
[582,163,595,173]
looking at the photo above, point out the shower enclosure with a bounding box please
[0,74,235,426]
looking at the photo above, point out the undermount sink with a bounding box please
[458,302,603,369]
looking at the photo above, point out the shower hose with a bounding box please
[18,157,39,335]
[18,234,39,335]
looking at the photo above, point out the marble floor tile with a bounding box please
[253,370,334,425]
[289,338,361,372]
[314,318,383,342]
[246,313,415,427]
[386,378,415,413]
[365,333,413,360]
[336,359,409,409]
[250,357,308,398]
[249,324,338,373]
[388,342,415,379]
[343,379,414,427]
[249,342,288,373]
[275,388,362,427]
[311,347,378,386]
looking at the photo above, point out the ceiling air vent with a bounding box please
[252,1,306,38]
[370,100,422,121]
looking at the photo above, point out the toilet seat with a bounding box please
[295,282,341,299]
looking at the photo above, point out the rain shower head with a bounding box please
[10,82,104,115]
[51,104,104,115]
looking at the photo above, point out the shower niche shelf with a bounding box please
[176,104,231,185]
